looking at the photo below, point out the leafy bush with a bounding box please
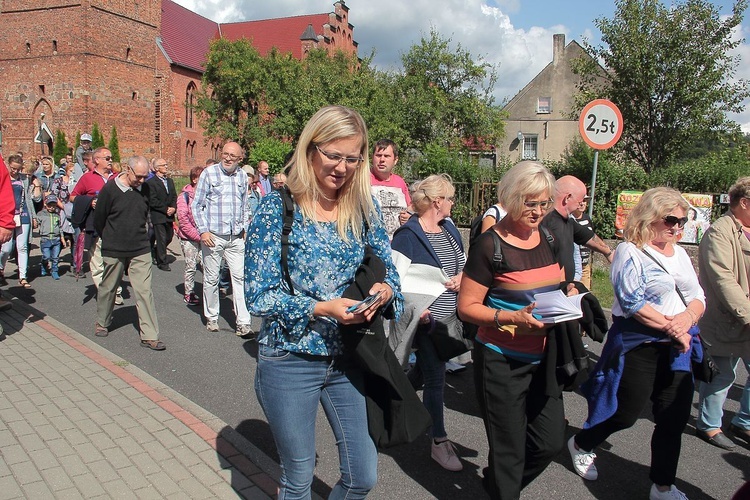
[246,137,293,174]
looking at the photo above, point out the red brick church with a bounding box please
[0,0,358,172]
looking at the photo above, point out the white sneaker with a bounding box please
[236,323,254,338]
[649,484,688,500]
[431,439,463,471]
[568,436,598,480]
[206,320,219,332]
[114,293,124,306]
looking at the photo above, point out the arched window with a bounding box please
[185,82,197,129]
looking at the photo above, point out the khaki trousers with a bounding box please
[96,252,159,341]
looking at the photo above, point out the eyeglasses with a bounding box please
[129,170,148,180]
[221,152,242,161]
[315,145,363,167]
[662,215,688,228]
[96,156,113,161]
[523,199,554,211]
[156,163,168,168]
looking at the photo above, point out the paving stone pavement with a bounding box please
[0,299,280,500]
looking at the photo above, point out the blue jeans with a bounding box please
[697,355,750,431]
[255,345,377,499]
[40,238,61,272]
[407,331,447,439]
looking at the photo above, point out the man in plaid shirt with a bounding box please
[191,142,252,337]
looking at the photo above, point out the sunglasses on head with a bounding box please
[662,215,688,228]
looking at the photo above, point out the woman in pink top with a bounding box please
[176,166,204,307]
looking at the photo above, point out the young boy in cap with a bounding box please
[33,194,66,279]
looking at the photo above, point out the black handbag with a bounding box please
[427,314,471,362]
[642,249,719,383]
[691,329,720,383]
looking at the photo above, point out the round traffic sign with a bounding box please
[579,99,623,150]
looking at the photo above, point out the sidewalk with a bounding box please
[0,297,279,499]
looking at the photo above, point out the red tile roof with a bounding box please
[220,14,331,59]
[160,1,348,73]
[160,0,219,73]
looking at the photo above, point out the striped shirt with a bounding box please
[191,163,248,237]
[424,228,465,320]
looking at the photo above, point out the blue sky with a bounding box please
[174,0,750,130]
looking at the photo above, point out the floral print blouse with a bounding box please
[245,191,403,357]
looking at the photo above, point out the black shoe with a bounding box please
[729,423,750,444]
[157,264,171,271]
[696,429,736,450]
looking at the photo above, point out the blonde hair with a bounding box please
[497,161,556,220]
[286,105,374,241]
[624,187,688,248]
[411,174,455,215]
[729,176,750,207]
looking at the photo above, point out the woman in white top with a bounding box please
[480,180,507,233]
[567,187,705,500]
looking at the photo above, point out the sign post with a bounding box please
[579,99,623,218]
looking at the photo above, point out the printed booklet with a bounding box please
[532,290,587,324]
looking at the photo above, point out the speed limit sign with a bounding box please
[579,99,623,150]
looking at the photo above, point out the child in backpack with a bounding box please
[33,194,66,280]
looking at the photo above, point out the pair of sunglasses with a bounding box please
[662,215,689,228]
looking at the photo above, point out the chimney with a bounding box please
[553,34,565,65]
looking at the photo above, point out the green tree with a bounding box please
[246,137,293,173]
[74,131,81,151]
[52,130,69,165]
[108,126,121,162]
[574,0,749,173]
[197,38,265,147]
[90,123,105,149]
[396,27,505,150]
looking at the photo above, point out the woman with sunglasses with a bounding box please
[390,173,466,471]
[245,105,402,498]
[568,187,704,500]
[458,161,566,499]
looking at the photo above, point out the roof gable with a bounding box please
[503,40,594,116]
[160,0,219,73]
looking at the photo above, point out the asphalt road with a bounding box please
[2,240,749,499]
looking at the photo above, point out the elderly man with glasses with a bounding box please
[93,156,165,350]
[146,159,177,271]
[191,141,252,337]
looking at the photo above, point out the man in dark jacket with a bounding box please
[146,158,177,271]
[93,156,165,350]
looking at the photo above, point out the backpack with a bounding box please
[468,205,502,249]
[461,225,556,341]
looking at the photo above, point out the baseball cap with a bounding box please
[45,194,58,204]
[81,133,93,142]
[242,165,255,176]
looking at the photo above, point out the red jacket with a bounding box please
[0,154,15,230]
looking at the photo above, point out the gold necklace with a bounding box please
[319,191,339,203]
[316,203,338,223]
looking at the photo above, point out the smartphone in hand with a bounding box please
[346,290,384,314]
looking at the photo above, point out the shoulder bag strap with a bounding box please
[641,248,687,306]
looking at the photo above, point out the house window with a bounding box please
[537,97,551,114]
[522,135,538,160]
[185,82,196,129]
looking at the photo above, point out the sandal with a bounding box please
[140,339,166,351]
[19,279,31,288]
